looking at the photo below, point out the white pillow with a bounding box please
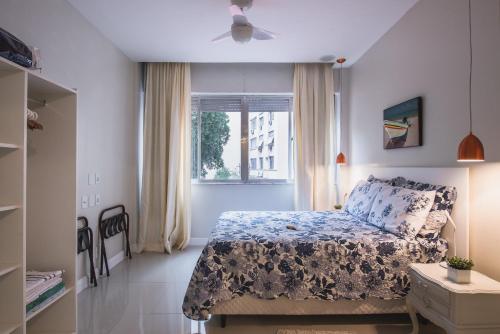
[368,184,436,239]
[344,180,385,221]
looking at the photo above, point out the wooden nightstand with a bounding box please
[407,263,500,334]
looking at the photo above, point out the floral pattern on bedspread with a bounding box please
[182,211,447,320]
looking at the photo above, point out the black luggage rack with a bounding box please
[98,205,132,277]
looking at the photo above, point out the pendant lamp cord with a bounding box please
[468,0,473,133]
[340,61,342,97]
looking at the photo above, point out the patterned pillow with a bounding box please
[368,175,457,239]
[367,174,406,187]
[400,179,457,239]
[368,184,436,239]
[344,180,384,221]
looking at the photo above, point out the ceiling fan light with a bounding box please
[457,132,485,162]
[336,152,347,165]
[231,24,253,43]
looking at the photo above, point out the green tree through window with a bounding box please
[192,111,230,177]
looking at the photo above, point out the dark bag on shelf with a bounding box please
[0,27,33,68]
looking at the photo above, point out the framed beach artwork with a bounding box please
[383,97,422,149]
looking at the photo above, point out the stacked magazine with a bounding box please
[26,270,65,317]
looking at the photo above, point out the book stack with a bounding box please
[26,270,65,316]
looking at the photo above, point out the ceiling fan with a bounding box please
[212,0,277,44]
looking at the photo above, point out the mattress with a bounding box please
[183,211,447,320]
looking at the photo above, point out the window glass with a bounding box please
[191,103,241,180]
[248,108,291,180]
[192,95,293,182]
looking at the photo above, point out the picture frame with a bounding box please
[383,97,423,149]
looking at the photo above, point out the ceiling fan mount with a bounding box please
[231,0,253,10]
[212,1,276,44]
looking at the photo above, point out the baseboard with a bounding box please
[77,276,89,294]
[77,250,126,294]
[108,250,126,270]
[189,237,208,246]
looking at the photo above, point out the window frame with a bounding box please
[192,93,294,185]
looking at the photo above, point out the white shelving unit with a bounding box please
[0,56,77,334]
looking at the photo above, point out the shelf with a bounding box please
[0,323,20,334]
[28,73,76,101]
[26,287,73,322]
[0,263,20,278]
[0,56,26,74]
[0,143,20,150]
[0,205,20,213]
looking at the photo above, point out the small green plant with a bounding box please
[447,256,474,270]
[334,204,343,210]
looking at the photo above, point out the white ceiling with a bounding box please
[68,0,417,65]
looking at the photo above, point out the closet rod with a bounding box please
[28,97,47,107]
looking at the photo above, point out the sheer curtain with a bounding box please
[139,63,191,253]
[293,63,335,211]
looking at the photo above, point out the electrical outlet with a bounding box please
[89,194,96,207]
[95,173,101,184]
[81,195,89,209]
[95,193,101,206]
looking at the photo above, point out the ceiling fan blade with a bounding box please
[229,5,248,25]
[252,27,277,40]
[212,31,232,42]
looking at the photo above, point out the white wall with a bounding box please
[348,0,500,279]
[0,0,139,280]
[190,63,295,238]
[191,63,293,93]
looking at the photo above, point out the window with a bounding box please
[250,158,257,170]
[250,138,257,150]
[192,95,293,182]
[250,117,256,134]
[269,156,275,170]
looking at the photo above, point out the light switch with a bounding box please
[89,194,96,207]
[88,173,95,185]
[81,195,89,209]
[95,173,101,184]
[95,193,101,206]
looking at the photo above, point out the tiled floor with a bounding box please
[77,246,444,334]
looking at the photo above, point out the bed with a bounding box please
[182,167,469,322]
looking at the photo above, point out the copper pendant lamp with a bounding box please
[336,57,347,165]
[458,0,485,162]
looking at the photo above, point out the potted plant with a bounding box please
[447,256,474,284]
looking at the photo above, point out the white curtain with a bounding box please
[293,63,335,211]
[139,63,191,253]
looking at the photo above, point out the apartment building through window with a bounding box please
[191,94,293,182]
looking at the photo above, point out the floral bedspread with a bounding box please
[182,211,447,320]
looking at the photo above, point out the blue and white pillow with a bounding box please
[368,184,436,239]
[367,175,457,239]
[344,180,385,221]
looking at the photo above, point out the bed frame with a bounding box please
[209,167,470,324]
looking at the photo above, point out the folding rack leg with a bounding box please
[100,236,110,277]
[88,232,97,286]
[124,213,132,259]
